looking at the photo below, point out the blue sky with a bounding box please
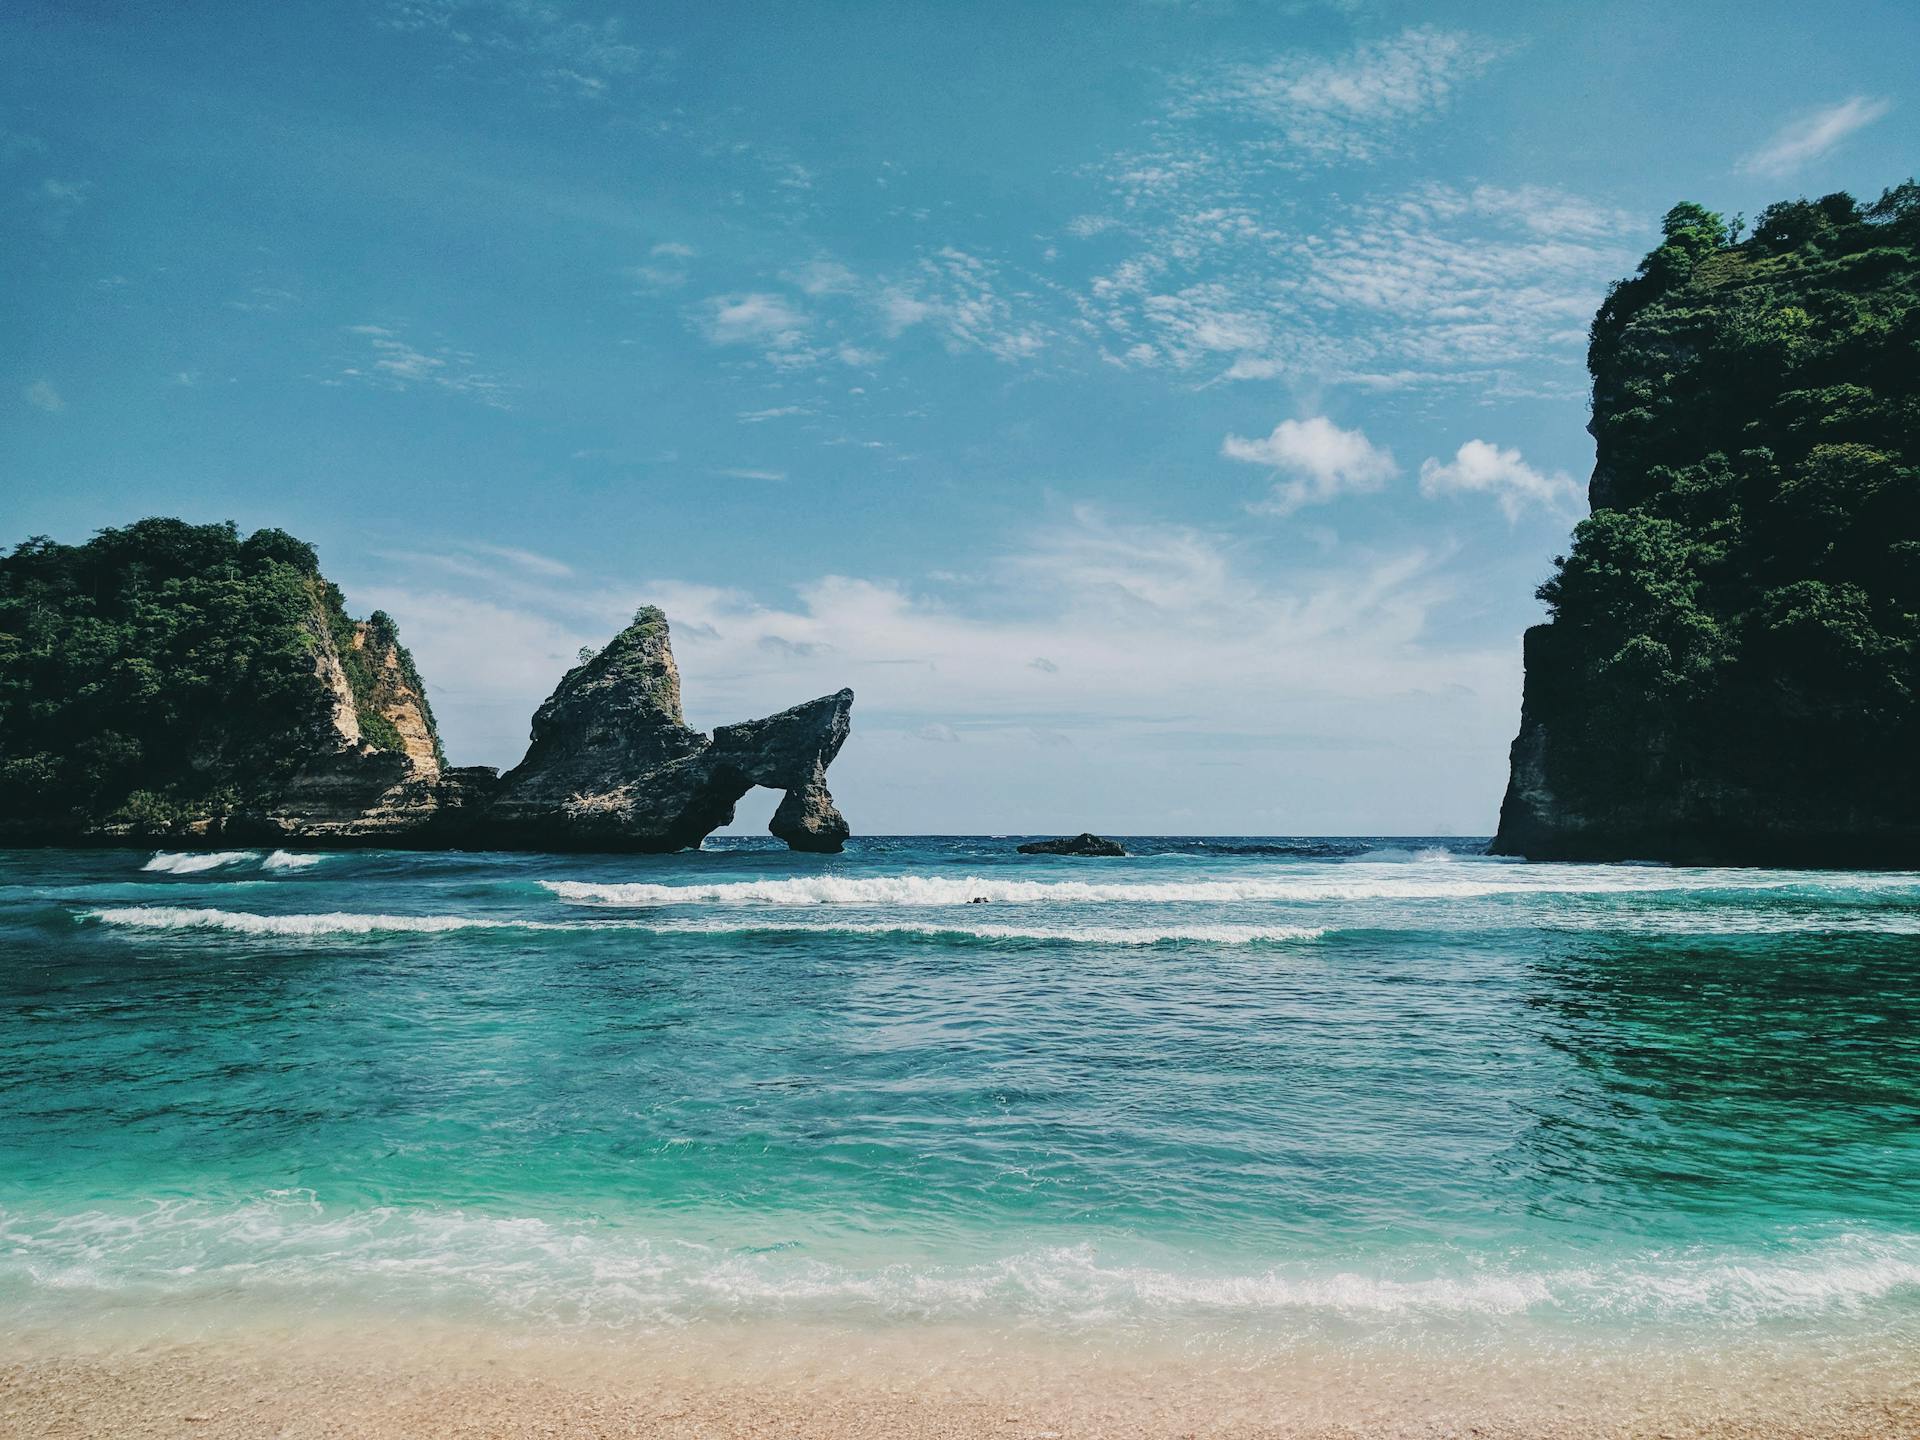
[5,1,1914,833]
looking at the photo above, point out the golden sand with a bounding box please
[2,1321,1914,1439]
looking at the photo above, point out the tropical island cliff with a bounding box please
[1494,182,1920,866]
[0,520,853,853]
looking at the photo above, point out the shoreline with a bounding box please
[4,1319,1917,1439]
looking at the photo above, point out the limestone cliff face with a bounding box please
[352,621,443,782]
[485,607,853,853]
[259,594,450,841]
[309,601,362,750]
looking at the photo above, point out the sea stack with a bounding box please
[469,607,854,853]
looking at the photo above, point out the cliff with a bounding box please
[0,520,854,853]
[1493,183,1920,865]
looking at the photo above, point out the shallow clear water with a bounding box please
[1,838,1916,1356]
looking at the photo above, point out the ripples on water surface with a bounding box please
[0,837,1916,1356]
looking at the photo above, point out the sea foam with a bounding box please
[82,906,1322,946]
[140,851,258,874]
[87,907,542,936]
[4,1193,1914,1334]
[262,850,326,871]
[539,868,1920,908]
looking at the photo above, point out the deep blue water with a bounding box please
[1,838,1916,1354]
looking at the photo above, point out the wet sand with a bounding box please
[3,1321,1914,1439]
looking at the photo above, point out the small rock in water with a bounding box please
[1016,832,1127,857]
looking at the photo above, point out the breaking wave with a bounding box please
[262,850,326,871]
[140,850,258,874]
[81,907,1323,946]
[540,868,1920,909]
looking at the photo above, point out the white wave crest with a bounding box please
[541,867,1920,909]
[140,850,258,874]
[262,850,325,871]
[88,907,538,936]
[82,907,1320,947]
[3,1195,1914,1334]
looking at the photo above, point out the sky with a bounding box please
[4,1,1915,835]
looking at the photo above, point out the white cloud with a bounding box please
[1173,27,1501,163]
[700,292,809,349]
[357,507,1517,830]
[1418,439,1579,520]
[711,467,788,482]
[737,404,813,423]
[879,289,933,334]
[787,259,859,295]
[1223,417,1399,515]
[875,250,1050,362]
[23,379,64,412]
[651,241,696,259]
[1739,96,1892,178]
[1069,168,1629,392]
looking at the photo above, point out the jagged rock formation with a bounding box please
[484,607,852,853]
[1017,832,1127,856]
[0,520,855,853]
[1493,186,1920,865]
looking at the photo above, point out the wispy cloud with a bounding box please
[1419,439,1578,521]
[1223,416,1399,515]
[331,323,512,408]
[463,541,573,577]
[1118,183,1625,392]
[881,248,1051,362]
[1738,95,1892,178]
[23,379,65,413]
[380,0,654,100]
[1170,27,1502,164]
[711,466,788,482]
[30,176,92,236]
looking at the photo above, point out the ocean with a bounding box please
[2,837,1917,1390]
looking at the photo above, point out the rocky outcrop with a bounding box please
[1491,187,1920,866]
[480,608,852,853]
[1017,832,1127,857]
[0,515,857,854]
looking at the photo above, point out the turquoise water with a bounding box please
[1,839,1917,1356]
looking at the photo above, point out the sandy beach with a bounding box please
[4,1320,1916,1440]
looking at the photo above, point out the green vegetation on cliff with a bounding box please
[0,519,434,830]
[1501,183,1920,861]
